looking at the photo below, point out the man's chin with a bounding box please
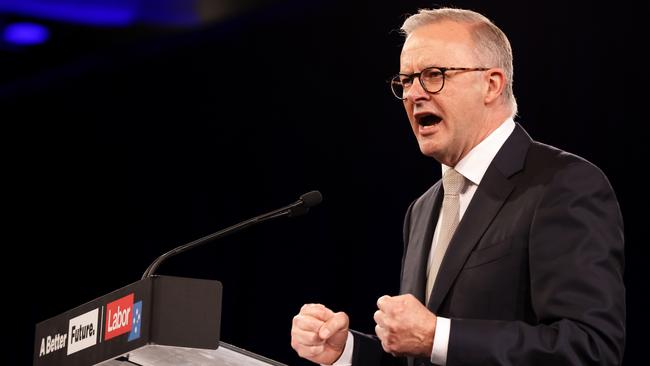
[417,141,441,160]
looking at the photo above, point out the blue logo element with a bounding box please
[127,301,142,341]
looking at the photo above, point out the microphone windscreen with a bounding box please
[300,191,323,208]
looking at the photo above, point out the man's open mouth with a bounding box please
[417,113,442,126]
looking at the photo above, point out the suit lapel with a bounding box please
[427,124,531,312]
[427,166,514,311]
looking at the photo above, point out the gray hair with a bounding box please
[401,8,517,115]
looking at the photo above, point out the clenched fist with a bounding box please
[374,294,436,357]
[291,303,350,365]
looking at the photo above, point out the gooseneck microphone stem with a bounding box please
[141,191,322,279]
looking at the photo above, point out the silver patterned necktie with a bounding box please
[426,168,466,302]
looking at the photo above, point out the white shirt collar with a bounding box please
[442,118,516,185]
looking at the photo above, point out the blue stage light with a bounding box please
[3,22,50,46]
[0,1,136,27]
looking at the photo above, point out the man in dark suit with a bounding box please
[290,7,625,366]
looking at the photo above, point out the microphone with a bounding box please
[141,190,323,279]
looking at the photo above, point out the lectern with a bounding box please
[34,191,323,365]
[33,276,286,366]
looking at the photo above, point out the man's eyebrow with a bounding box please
[399,65,441,75]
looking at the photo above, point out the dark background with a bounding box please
[3,0,645,365]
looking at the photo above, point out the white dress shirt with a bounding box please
[330,118,516,366]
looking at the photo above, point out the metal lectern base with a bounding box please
[98,341,288,366]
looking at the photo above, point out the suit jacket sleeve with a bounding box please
[350,330,403,366]
[447,160,625,365]
[348,201,417,366]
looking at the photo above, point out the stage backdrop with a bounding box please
[3,1,643,365]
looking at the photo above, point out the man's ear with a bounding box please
[484,68,506,104]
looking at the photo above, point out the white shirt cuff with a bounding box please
[430,316,450,365]
[329,331,354,366]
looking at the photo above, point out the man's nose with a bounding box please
[404,78,431,102]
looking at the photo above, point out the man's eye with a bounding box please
[423,70,443,78]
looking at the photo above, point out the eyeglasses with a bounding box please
[389,66,490,100]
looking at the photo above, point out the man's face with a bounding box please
[400,21,488,166]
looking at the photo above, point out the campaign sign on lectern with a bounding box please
[34,275,286,366]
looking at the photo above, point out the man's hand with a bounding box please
[374,294,436,357]
[291,303,350,365]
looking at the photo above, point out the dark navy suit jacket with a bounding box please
[351,124,625,366]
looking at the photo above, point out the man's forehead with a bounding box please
[399,23,475,69]
[400,41,472,68]
[401,21,473,51]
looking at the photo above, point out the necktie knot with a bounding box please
[442,168,465,195]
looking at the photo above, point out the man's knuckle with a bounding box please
[316,308,327,319]
[301,345,322,358]
[373,310,381,322]
[297,345,312,357]
[292,314,301,325]
[301,303,323,314]
[335,311,349,325]
[291,339,301,351]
